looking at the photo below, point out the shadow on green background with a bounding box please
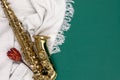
[52,0,120,80]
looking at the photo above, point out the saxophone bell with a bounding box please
[33,35,57,80]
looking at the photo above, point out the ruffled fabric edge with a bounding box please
[51,0,74,53]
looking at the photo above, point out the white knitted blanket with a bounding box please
[0,0,74,80]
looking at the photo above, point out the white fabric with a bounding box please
[0,0,74,80]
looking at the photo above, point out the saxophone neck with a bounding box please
[1,0,18,21]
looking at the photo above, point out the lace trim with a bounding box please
[52,0,74,53]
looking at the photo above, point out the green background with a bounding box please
[52,0,120,80]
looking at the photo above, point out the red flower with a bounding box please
[7,48,22,62]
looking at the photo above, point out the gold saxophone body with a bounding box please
[0,0,57,80]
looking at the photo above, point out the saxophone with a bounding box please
[0,0,57,80]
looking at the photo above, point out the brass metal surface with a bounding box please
[0,0,57,80]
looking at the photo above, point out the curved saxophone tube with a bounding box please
[0,0,57,80]
[33,35,57,80]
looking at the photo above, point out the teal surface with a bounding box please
[52,0,120,80]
